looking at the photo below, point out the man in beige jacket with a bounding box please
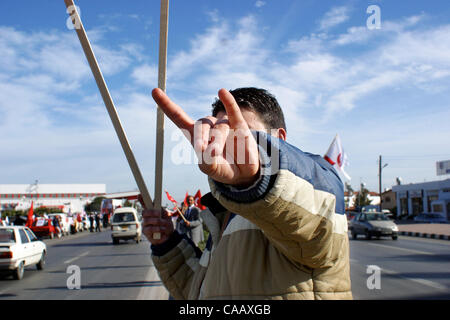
[142,87,352,300]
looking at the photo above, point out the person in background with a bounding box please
[52,215,62,238]
[89,214,94,232]
[14,213,25,226]
[103,212,109,228]
[95,213,102,232]
[177,195,204,246]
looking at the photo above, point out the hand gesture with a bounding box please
[142,208,174,245]
[152,88,260,187]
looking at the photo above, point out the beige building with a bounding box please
[381,189,397,212]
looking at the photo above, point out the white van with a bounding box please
[111,208,142,245]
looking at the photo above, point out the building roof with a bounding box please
[392,178,450,192]
[0,184,106,194]
[104,191,140,200]
[344,191,379,197]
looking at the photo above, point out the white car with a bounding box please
[111,208,142,244]
[0,226,47,280]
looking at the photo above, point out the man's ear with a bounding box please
[276,128,287,141]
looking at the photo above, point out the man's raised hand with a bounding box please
[152,88,260,187]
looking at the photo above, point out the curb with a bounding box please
[398,231,450,240]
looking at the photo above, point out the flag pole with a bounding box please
[153,0,170,239]
[64,0,154,210]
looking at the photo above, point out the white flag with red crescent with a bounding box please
[324,134,351,180]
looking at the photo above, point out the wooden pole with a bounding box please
[152,0,170,239]
[154,0,169,209]
[175,207,189,224]
[64,0,154,210]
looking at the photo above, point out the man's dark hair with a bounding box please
[212,87,287,131]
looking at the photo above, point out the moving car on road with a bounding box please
[0,226,47,280]
[349,212,399,240]
[111,208,142,245]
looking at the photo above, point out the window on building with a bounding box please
[412,197,423,215]
[427,196,439,212]
[400,198,408,215]
[432,204,443,213]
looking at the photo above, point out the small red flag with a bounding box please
[194,189,206,210]
[165,190,178,206]
[26,201,34,227]
[183,191,189,206]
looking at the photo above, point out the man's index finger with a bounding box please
[152,88,195,134]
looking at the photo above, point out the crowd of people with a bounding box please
[0,211,111,237]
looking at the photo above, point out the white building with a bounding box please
[0,184,106,214]
[344,191,380,210]
[392,178,450,220]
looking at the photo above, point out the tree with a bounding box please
[345,182,354,195]
[344,182,354,210]
[123,199,133,207]
[355,188,372,210]
[85,197,105,213]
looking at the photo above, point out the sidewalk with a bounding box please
[396,222,450,240]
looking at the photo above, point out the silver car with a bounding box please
[350,212,399,240]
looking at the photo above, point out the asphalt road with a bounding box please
[349,234,450,300]
[1,229,449,300]
[0,229,169,300]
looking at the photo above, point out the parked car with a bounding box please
[349,212,399,240]
[413,213,447,224]
[30,217,57,239]
[0,226,47,280]
[111,208,142,245]
[47,213,70,236]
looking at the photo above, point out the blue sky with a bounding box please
[1,0,450,204]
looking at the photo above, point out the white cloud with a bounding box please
[333,14,426,46]
[131,63,158,88]
[1,10,450,194]
[319,6,350,31]
[255,1,266,8]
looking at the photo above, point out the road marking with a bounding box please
[350,258,448,291]
[381,268,448,291]
[64,251,91,264]
[363,242,434,256]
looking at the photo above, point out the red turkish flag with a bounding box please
[26,201,34,227]
[165,191,180,217]
[194,189,206,210]
[183,191,189,207]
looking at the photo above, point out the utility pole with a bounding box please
[379,155,382,212]
[379,155,388,212]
